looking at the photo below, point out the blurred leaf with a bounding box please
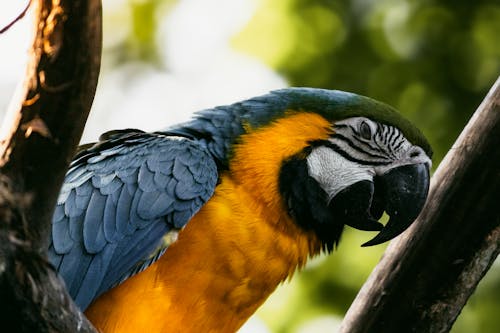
[104,0,177,66]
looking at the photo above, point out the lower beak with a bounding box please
[329,163,430,246]
[361,163,430,247]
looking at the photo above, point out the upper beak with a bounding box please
[361,163,430,246]
[330,163,430,247]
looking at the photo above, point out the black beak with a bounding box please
[329,163,430,247]
[362,163,430,246]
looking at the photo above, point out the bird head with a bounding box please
[266,88,432,251]
[169,87,432,252]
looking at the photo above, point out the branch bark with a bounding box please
[0,0,101,331]
[339,76,500,333]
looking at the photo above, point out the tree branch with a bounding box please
[0,1,32,34]
[0,0,101,331]
[339,76,500,333]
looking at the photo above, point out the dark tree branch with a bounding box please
[0,0,101,331]
[339,76,500,333]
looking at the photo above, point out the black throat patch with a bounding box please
[278,149,344,252]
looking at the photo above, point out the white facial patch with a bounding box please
[305,117,431,204]
[306,146,374,202]
[333,117,432,175]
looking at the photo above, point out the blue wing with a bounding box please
[48,130,218,310]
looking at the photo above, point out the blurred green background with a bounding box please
[93,0,500,332]
[2,0,499,332]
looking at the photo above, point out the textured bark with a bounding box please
[0,0,101,331]
[339,76,500,333]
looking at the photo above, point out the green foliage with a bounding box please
[234,0,500,163]
[105,0,177,66]
[129,0,161,63]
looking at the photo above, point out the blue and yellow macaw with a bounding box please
[49,88,432,332]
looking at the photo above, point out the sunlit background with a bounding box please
[0,0,499,332]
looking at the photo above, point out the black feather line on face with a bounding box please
[278,149,344,252]
[309,140,391,166]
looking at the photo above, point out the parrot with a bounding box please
[48,88,432,332]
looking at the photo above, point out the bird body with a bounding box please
[49,88,432,332]
[84,112,325,332]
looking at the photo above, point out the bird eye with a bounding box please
[359,121,372,140]
[410,148,421,158]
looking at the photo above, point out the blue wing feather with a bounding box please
[49,132,218,310]
[74,243,117,308]
[83,191,108,254]
[100,221,169,293]
[52,216,73,253]
[75,183,93,208]
[115,185,134,235]
[103,194,119,242]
